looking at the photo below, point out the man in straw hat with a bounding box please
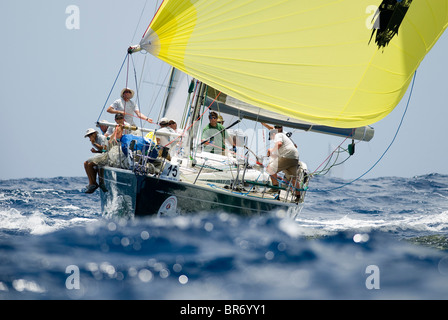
[107,88,153,126]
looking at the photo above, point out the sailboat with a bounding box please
[96,0,448,217]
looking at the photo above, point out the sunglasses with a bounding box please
[209,116,217,120]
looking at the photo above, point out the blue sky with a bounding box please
[1,1,447,181]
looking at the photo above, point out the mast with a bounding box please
[187,81,206,161]
[160,67,176,119]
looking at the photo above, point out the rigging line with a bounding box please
[312,136,351,175]
[150,71,171,119]
[130,54,146,133]
[131,0,149,43]
[138,55,147,92]
[156,69,173,123]
[248,108,263,160]
[144,63,172,122]
[181,80,200,131]
[125,54,130,89]
[162,67,176,117]
[313,70,418,193]
[97,53,129,123]
[314,150,338,176]
[315,149,352,176]
[122,55,130,124]
[314,144,353,176]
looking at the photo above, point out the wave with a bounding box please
[1,213,447,299]
[0,208,97,236]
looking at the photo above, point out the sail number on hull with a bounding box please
[160,164,180,182]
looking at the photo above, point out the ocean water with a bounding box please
[1,174,448,300]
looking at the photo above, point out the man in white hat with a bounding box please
[168,119,183,134]
[156,118,175,147]
[83,129,107,194]
[84,128,106,154]
[107,88,153,126]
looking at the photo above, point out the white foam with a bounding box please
[58,205,81,211]
[294,211,448,235]
[0,208,96,236]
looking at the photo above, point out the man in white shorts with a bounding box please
[83,128,108,194]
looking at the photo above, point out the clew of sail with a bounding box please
[131,0,448,129]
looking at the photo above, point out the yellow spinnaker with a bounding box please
[138,0,448,128]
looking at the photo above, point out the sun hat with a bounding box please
[84,128,97,138]
[159,118,169,125]
[121,88,135,99]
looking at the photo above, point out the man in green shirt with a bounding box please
[201,112,232,155]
